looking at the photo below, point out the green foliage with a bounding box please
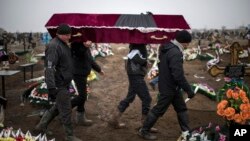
[216,80,250,102]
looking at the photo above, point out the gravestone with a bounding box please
[208,42,250,77]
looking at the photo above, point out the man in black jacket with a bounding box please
[34,23,82,141]
[138,30,195,140]
[34,39,104,135]
[71,41,104,126]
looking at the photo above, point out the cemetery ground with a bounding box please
[2,40,250,141]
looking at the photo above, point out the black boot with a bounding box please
[177,111,190,132]
[138,112,158,140]
[141,114,158,133]
[63,124,82,141]
[32,105,58,135]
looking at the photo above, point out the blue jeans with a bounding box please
[150,76,158,85]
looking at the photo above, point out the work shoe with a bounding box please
[32,107,58,136]
[138,128,157,140]
[141,114,158,133]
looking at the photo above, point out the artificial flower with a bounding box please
[217,87,250,124]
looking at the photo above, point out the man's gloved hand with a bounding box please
[48,88,58,102]
[187,91,195,99]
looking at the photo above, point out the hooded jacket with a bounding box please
[126,44,147,76]
[158,42,193,95]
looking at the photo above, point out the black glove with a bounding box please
[187,91,195,99]
[48,88,58,102]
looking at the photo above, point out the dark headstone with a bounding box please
[224,65,245,78]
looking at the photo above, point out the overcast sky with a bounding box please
[0,0,250,32]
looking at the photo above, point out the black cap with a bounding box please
[56,23,72,35]
[175,30,192,43]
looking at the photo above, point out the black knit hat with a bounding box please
[175,30,192,43]
[56,23,72,35]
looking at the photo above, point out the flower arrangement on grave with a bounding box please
[28,82,51,105]
[90,43,114,58]
[178,122,229,141]
[25,50,38,63]
[217,86,250,125]
[29,81,77,106]
[96,43,114,57]
[191,83,216,100]
[0,127,54,141]
[216,79,250,102]
[179,85,250,141]
[22,74,94,107]
[183,47,198,61]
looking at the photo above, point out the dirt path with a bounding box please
[2,41,249,141]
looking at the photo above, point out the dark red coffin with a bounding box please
[45,13,191,44]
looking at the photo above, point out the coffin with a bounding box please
[45,13,191,44]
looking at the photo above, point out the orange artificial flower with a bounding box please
[224,107,235,117]
[240,104,249,112]
[217,109,224,116]
[233,113,244,124]
[239,90,247,98]
[240,112,249,120]
[217,100,228,109]
[242,97,249,104]
[217,87,250,125]
[226,89,233,98]
[231,92,239,100]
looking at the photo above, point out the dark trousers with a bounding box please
[118,75,152,115]
[71,74,88,112]
[55,87,72,125]
[151,90,187,117]
[142,90,190,132]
